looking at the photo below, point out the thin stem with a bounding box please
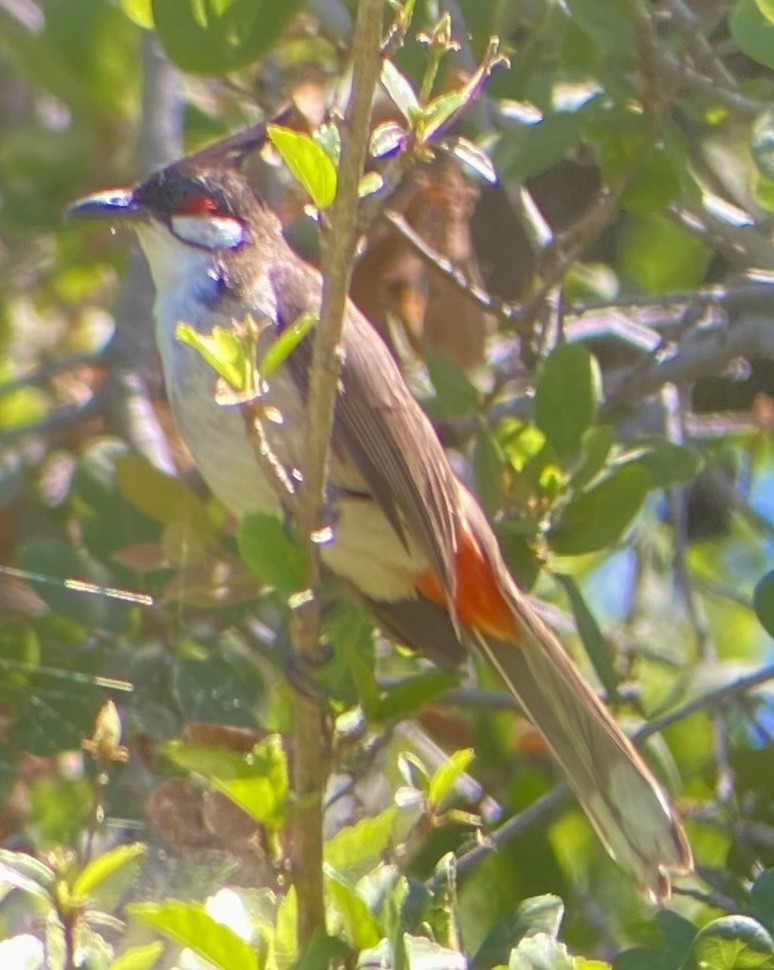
[289,0,384,948]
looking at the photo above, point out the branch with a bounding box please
[289,0,384,947]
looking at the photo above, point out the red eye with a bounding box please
[179,192,218,215]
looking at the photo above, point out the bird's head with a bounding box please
[68,121,286,290]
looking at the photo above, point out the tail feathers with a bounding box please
[473,601,692,902]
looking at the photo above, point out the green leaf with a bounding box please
[108,942,165,970]
[162,734,288,829]
[325,806,398,879]
[115,454,214,537]
[260,312,317,379]
[475,431,505,517]
[427,748,475,810]
[756,0,774,23]
[425,348,480,419]
[176,322,253,391]
[566,0,634,51]
[571,426,615,490]
[549,466,651,556]
[151,0,304,74]
[17,538,130,631]
[373,669,458,723]
[237,512,305,594]
[751,868,774,925]
[690,915,774,970]
[128,899,259,970]
[0,849,55,902]
[420,89,469,143]
[508,932,575,970]
[267,126,337,209]
[555,574,620,700]
[731,0,774,69]
[618,214,711,294]
[120,0,153,28]
[380,59,420,120]
[473,895,565,970]
[656,909,696,962]
[72,843,147,903]
[754,570,774,638]
[404,934,467,970]
[621,441,703,488]
[534,343,600,462]
[325,872,381,950]
[612,948,676,970]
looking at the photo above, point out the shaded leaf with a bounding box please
[731,0,774,69]
[473,895,564,970]
[237,512,305,595]
[549,466,650,555]
[754,570,774,638]
[152,0,304,74]
[115,455,214,538]
[534,343,600,462]
[555,574,619,700]
[425,348,480,419]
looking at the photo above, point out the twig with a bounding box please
[289,0,384,947]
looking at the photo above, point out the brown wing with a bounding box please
[270,259,459,605]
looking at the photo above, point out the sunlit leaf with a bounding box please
[0,850,55,902]
[325,872,380,949]
[380,59,420,120]
[404,934,467,970]
[120,0,153,28]
[108,942,164,970]
[72,843,147,903]
[260,312,317,379]
[268,126,337,209]
[128,899,259,970]
[690,915,774,970]
[428,748,474,810]
[325,807,398,879]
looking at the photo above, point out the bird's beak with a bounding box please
[68,187,144,222]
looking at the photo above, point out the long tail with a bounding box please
[471,588,692,901]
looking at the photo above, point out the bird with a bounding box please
[69,123,692,901]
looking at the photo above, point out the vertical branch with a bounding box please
[289,0,385,948]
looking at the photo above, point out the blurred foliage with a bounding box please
[2,0,774,968]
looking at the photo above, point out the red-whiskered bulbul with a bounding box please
[70,126,692,900]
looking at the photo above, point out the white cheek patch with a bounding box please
[170,214,245,250]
